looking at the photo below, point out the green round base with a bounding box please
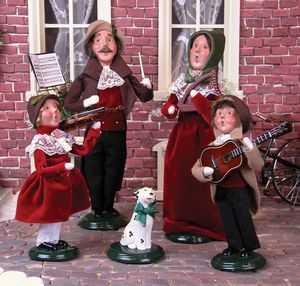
[211,252,266,272]
[107,242,165,264]
[29,245,79,262]
[165,232,214,244]
[78,212,128,231]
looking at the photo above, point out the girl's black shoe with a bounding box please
[37,242,59,251]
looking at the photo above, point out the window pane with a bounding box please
[200,0,224,25]
[45,0,69,24]
[172,1,196,24]
[73,0,97,24]
[45,28,70,80]
[74,28,89,78]
[171,28,194,82]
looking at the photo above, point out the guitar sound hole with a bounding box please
[223,153,232,164]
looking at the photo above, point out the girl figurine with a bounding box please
[192,95,265,270]
[16,94,101,261]
[64,20,153,230]
[161,30,226,243]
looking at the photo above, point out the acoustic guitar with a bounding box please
[199,122,292,183]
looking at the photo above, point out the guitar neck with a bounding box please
[229,122,291,159]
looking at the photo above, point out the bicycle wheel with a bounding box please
[271,137,300,206]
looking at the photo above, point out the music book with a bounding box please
[28,52,65,88]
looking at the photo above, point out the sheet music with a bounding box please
[28,53,65,88]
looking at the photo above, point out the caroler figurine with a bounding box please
[64,20,153,231]
[161,30,226,244]
[192,95,266,271]
[15,94,101,262]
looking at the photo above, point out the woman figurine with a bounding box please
[64,20,153,230]
[192,95,265,271]
[16,94,101,261]
[161,30,226,243]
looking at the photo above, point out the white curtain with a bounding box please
[48,0,95,79]
[171,0,223,81]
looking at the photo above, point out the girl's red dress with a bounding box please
[16,126,99,223]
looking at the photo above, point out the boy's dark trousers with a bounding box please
[215,186,260,251]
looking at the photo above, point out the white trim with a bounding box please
[224,0,240,87]
[157,0,172,98]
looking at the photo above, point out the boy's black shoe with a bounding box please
[222,247,239,256]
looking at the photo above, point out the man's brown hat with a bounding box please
[84,20,125,55]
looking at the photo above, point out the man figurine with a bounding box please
[64,20,153,230]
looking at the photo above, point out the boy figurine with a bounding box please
[64,20,153,230]
[192,95,266,271]
[16,94,101,261]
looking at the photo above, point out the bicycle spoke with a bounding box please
[271,137,300,206]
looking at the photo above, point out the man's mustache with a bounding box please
[99,46,112,53]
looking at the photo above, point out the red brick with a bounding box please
[245,19,263,28]
[280,0,299,8]
[9,34,28,43]
[254,28,271,37]
[248,75,264,84]
[1,157,18,167]
[264,18,280,27]
[246,57,263,64]
[128,8,145,18]
[127,122,143,130]
[0,6,16,15]
[112,7,127,17]
[290,27,300,36]
[282,56,298,64]
[265,56,281,64]
[0,83,13,92]
[263,1,278,9]
[281,75,299,85]
[271,47,288,55]
[290,7,300,16]
[283,94,299,104]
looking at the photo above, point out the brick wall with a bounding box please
[240,0,300,139]
[0,0,299,201]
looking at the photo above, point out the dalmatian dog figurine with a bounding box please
[120,187,157,250]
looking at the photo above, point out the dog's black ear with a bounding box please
[133,190,139,198]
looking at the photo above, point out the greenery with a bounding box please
[35,81,73,120]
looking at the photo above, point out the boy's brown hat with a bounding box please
[211,95,251,133]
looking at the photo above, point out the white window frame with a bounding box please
[27,0,111,96]
[155,0,241,101]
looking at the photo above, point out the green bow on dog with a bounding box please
[134,202,157,226]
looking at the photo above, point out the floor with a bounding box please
[0,195,299,286]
